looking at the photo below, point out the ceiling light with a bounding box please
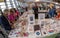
[55,2,58,4]
[35,0,39,2]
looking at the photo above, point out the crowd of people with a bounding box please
[32,3,60,19]
[0,8,20,35]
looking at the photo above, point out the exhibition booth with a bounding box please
[8,2,60,38]
[0,0,60,38]
[8,13,60,38]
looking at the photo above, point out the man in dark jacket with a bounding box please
[48,4,57,18]
[0,9,12,34]
[32,3,38,19]
[0,9,9,38]
[1,15,12,31]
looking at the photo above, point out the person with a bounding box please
[48,3,57,18]
[56,8,60,19]
[32,3,38,19]
[0,9,12,34]
[11,8,19,21]
[0,24,8,38]
[28,5,34,14]
[8,9,15,29]
[25,7,28,11]
[0,9,8,38]
[20,7,25,15]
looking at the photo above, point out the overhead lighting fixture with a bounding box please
[55,2,58,4]
[56,6,60,8]
[35,0,39,2]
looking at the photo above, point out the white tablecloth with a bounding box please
[8,19,60,38]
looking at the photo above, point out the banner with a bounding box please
[0,0,4,2]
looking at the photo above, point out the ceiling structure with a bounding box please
[53,0,60,3]
[17,0,24,2]
[17,0,53,2]
[17,0,60,3]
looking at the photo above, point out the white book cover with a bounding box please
[28,14,35,25]
[27,25,34,33]
[41,28,48,36]
[38,13,45,20]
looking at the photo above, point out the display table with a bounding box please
[8,18,60,38]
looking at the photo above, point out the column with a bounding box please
[9,0,14,8]
[4,0,8,9]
